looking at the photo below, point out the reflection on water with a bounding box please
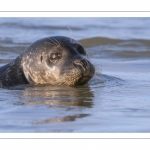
[11,74,123,125]
[32,114,89,125]
[15,84,94,108]
[13,85,94,124]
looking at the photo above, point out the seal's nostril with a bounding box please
[74,59,88,73]
[74,60,81,65]
[74,59,87,66]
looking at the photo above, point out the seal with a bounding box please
[0,36,95,87]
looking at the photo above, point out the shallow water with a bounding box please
[0,18,150,132]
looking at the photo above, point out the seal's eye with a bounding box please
[76,45,86,55]
[49,53,61,63]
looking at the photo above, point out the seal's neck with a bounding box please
[0,57,28,87]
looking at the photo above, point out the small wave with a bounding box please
[79,37,150,59]
[89,73,125,88]
[80,37,124,47]
[79,37,150,48]
[0,22,82,31]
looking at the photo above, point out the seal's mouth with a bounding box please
[57,59,95,86]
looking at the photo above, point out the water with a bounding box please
[0,18,150,132]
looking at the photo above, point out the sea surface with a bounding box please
[0,18,150,132]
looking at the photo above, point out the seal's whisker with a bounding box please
[91,60,102,74]
[86,51,90,59]
[51,38,59,46]
[95,65,102,73]
[90,62,101,80]
[53,38,61,46]
[48,38,58,46]
[67,27,73,43]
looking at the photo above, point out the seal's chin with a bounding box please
[77,75,91,85]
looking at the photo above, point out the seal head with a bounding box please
[0,36,95,87]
